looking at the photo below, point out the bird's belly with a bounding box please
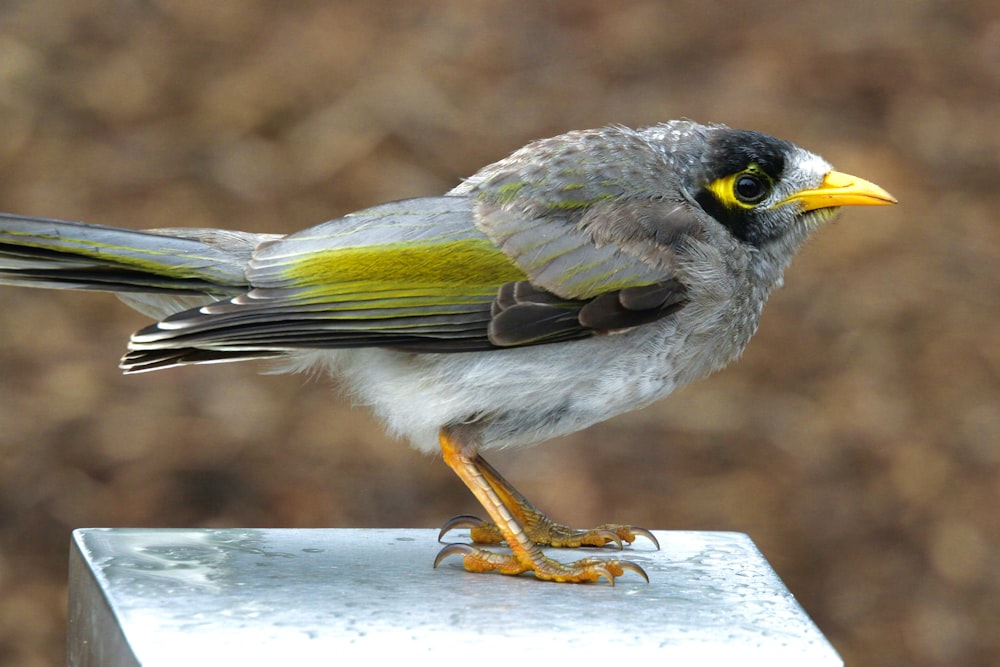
[285,322,711,454]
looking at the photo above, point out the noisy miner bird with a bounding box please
[0,121,895,584]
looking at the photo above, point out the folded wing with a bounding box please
[122,194,694,372]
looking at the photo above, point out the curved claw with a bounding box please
[437,514,485,542]
[433,542,476,568]
[630,526,660,550]
[619,560,650,583]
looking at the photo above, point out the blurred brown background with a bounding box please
[0,1,997,665]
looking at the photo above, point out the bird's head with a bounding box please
[651,122,896,253]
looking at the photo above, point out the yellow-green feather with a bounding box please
[281,238,527,305]
[493,182,529,205]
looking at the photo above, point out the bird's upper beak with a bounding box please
[781,171,897,212]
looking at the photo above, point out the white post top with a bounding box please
[67,528,841,666]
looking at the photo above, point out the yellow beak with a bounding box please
[781,171,897,212]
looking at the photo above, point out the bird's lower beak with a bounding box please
[782,171,897,212]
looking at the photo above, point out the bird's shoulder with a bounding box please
[452,126,672,215]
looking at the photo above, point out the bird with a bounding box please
[0,121,895,584]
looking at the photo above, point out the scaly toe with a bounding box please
[533,555,649,584]
[551,527,623,549]
[434,542,648,584]
[434,543,528,576]
[593,524,660,550]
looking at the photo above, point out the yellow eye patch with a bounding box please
[705,163,773,210]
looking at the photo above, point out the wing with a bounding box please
[125,198,515,367]
[123,168,699,371]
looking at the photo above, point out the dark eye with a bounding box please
[734,174,767,204]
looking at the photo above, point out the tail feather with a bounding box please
[0,213,266,297]
[1,212,295,369]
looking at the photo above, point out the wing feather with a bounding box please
[125,150,700,369]
[124,198,520,367]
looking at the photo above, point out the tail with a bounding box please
[0,212,276,319]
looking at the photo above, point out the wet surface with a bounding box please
[71,528,839,664]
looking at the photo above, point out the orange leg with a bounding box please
[439,451,659,550]
[433,428,649,584]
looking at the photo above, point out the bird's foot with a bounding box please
[434,542,648,585]
[437,428,653,584]
[439,513,660,550]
